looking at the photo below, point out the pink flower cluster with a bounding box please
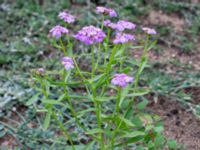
[113,33,135,44]
[115,20,136,31]
[48,7,157,72]
[74,26,106,45]
[61,57,74,71]
[142,27,157,35]
[111,73,134,88]
[58,12,75,24]
[49,25,69,39]
[96,6,117,17]
[36,68,45,76]
[104,20,116,29]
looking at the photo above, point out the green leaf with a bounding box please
[42,99,65,106]
[116,136,144,147]
[68,95,91,101]
[58,94,66,102]
[127,88,150,97]
[96,96,115,102]
[119,116,135,127]
[132,117,143,127]
[83,141,95,150]
[26,93,40,106]
[155,135,165,147]
[138,57,148,75]
[154,125,164,133]
[122,131,145,138]
[168,140,177,149]
[77,108,96,117]
[66,145,85,150]
[94,75,107,89]
[135,146,145,150]
[147,40,157,51]
[43,107,52,130]
[36,108,48,112]
[87,74,105,84]
[119,85,131,107]
[0,124,4,130]
[129,46,143,49]
[0,130,6,138]
[86,128,104,135]
[137,98,148,110]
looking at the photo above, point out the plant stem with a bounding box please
[95,44,101,73]
[100,45,118,97]
[111,87,121,149]
[92,46,95,79]
[63,71,87,132]
[92,87,104,150]
[133,35,149,89]
[104,29,111,66]
[119,45,126,72]
[105,45,118,75]
[109,36,151,149]
[59,39,67,56]
[101,15,105,30]
[52,112,76,150]
[124,35,150,118]
[67,36,73,56]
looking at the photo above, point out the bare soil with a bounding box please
[144,9,200,150]
[149,97,200,150]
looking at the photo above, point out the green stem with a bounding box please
[59,39,67,56]
[39,77,53,130]
[105,45,118,75]
[92,46,95,78]
[94,15,105,74]
[92,87,104,150]
[116,88,121,114]
[133,35,149,89]
[101,15,105,30]
[104,29,111,66]
[123,35,150,119]
[52,112,75,150]
[100,45,118,97]
[111,88,121,149]
[119,45,126,72]
[63,70,87,132]
[109,35,151,149]
[67,36,73,56]
[95,44,101,73]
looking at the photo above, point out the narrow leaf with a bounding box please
[43,107,52,130]
[86,128,103,135]
[26,93,39,106]
[42,99,65,106]
[122,131,145,138]
[119,85,131,107]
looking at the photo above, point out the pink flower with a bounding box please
[36,68,45,76]
[111,73,134,88]
[61,57,74,71]
[58,12,75,24]
[115,20,136,31]
[49,25,69,39]
[96,6,117,17]
[74,26,106,45]
[113,33,135,44]
[104,20,116,29]
[142,27,157,35]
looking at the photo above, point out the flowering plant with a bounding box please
[29,6,170,150]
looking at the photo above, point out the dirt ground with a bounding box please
[149,97,200,150]
[145,8,200,150]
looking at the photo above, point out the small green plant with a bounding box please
[29,6,170,150]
